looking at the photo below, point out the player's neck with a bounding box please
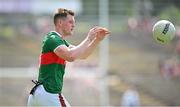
[54,28,65,39]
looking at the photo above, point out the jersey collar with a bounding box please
[51,31,62,38]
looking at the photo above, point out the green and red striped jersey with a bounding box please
[38,31,69,94]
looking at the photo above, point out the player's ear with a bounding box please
[57,19,63,27]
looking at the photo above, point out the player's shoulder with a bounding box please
[44,31,62,42]
[48,31,60,39]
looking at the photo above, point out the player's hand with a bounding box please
[87,26,99,41]
[95,27,110,41]
[87,26,110,42]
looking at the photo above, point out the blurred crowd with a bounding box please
[127,17,180,79]
[159,40,180,79]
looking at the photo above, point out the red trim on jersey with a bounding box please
[40,52,66,65]
[59,94,66,107]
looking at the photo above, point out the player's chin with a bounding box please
[67,32,73,36]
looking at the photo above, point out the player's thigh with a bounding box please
[35,85,61,106]
[38,92,71,107]
[27,94,36,106]
[30,85,71,107]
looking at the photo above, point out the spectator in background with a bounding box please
[121,85,140,107]
[159,59,180,79]
[159,59,175,79]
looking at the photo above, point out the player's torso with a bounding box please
[38,31,69,94]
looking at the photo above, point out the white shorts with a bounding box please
[27,85,71,107]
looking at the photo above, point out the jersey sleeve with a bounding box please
[47,35,65,51]
[64,40,70,47]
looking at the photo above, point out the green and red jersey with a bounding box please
[38,31,69,94]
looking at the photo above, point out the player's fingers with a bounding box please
[89,26,98,32]
[96,28,110,34]
[104,30,110,34]
[94,27,107,32]
[98,27,110,33]
[92,26,99,31]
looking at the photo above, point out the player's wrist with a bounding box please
[86,36,94,42]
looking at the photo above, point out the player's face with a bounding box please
[61,15,75,36]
